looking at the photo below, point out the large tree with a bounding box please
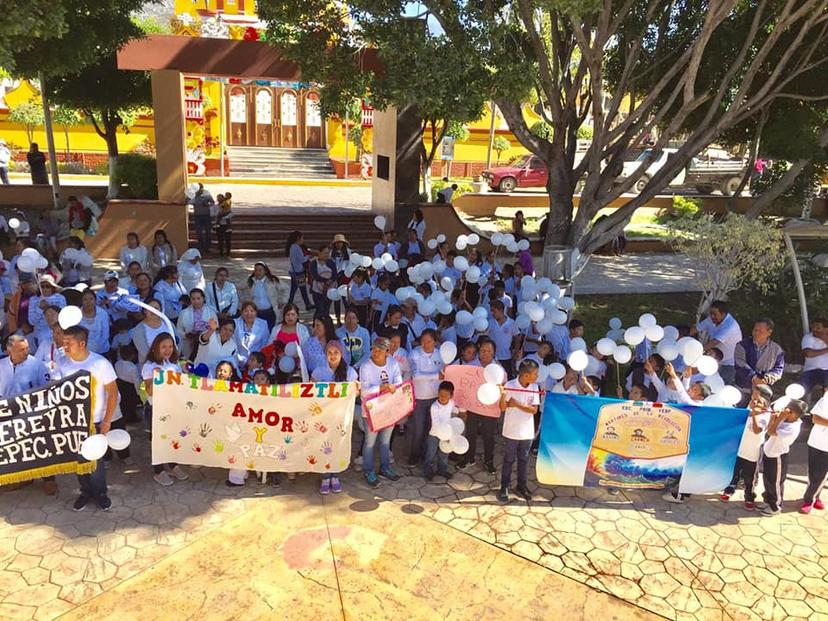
[260,2,490,194]
[260,1,828,275]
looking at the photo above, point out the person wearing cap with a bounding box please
[28,275,66,346]
[358,337,403,487]
[96,271,130,324]
[330,234,350,325]
[0,138,10,185]
[178,248,206,293]
[759,398,805,516]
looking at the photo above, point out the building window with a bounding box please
[256,89,272,124]
[280,91,297,125]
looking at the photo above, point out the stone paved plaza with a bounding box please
[2,423,827,621]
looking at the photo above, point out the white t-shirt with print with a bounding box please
[736,410,771,461]
[502,378,541,440]
[59,352,122,423]
[429,399,458,435]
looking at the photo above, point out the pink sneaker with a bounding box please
[814,499,825,510]
[800,503,813,514]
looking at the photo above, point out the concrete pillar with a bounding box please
[371,104,422,233]
[150,70,188,203]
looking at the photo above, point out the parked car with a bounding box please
[618,148,748,196]
[481,154,547,192]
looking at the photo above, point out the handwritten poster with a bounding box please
[152,370,356,473]
[362,380,415,432]
[444,365,501,418]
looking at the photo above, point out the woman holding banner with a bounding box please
[132,299,172,365]
[458,338,503,475]
[312,340,358,494]
[141,333,189,487]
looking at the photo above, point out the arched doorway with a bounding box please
[255,88,274,146]
[305,91,323,148]
[279,90,298,148]
[227,86,248,146]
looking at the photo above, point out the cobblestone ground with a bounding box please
[1,422,826,621]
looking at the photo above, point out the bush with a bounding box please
[115,153,158,199]
[430,179,474,202]
[656,195,701,224]
[56,161,92,175]
[93,162,110,176]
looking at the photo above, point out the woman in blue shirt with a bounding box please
[152,265,186,321]
[285,231,313,311]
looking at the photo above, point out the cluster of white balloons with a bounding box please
[61,247,93,269]
[431,417,469,455]
[343,251,402,281]
[490,232,530,254]
[325,284,350,302]
[476,363,507,405]
[184,182,201,200]
[16,247,48,273]
[79,429,131,461]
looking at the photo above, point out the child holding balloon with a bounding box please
[498,359,541,503]
[423,381,458,480]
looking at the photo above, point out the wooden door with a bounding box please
[280,90,298,148]
[254,88,274,146]
[227,86,249,146]
[305,91,323,148]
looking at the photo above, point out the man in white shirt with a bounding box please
[59,325,122,512]
[498,359,541,503]
[694,301,742,384]
[800,319,828,394]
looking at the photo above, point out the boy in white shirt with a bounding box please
[719,384,772,510]
[498,359,541,503]
[801,391,828,514]
[760,398,805,516]
[424,381,458,481]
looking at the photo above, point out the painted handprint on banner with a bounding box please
[192,444,202,453]
[308,402,322,416]
[336,423,347,437]
[170,440,181,450]
[199,423,212,438]
[214,439,224,453]
[208,403,223,415]
[314,422,328,434]
[321,441,333,455]
[276,448,287,461]
[284,436,293,445]
[228,455,236,465]
[297,421,309,433]
[225,423,241,442]
[179,427,191,438]
[246,461,255,470]
[307,455,317,465]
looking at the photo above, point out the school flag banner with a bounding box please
[152,370,356,473]
[443,365,501,418]
[537,393,748,494]
[363,380,415,432]
[0,372,95,485]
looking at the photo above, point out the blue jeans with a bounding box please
[363,423,394,475]
[407,397,435,465]
[0,166,8,185]
[801,369,828,393]
[501,438,531,489]
[77,423,107,499]
[423,435,448,475]
[194,214,212,252]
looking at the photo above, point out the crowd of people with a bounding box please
[0,217,826,518]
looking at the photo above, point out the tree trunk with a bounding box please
[63,127,70,161]
[541,170,579,280]
[104,116,120,199]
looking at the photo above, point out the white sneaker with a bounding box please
[661,491,684,504]
[169,466,189,481]
[154,471,174,486]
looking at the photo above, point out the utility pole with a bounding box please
[39,74,62,209]
[344,106,350,179]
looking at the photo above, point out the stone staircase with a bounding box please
[188,212,377,258]
[225,146,336,179]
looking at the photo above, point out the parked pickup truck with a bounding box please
[481,154,547,192]
[618,148,748,196]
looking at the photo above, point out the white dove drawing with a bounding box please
[225,422,242,443]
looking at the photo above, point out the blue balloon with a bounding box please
[193,363,210,378]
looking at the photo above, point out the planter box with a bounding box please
[331,159,363,179]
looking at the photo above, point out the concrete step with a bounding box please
[226,146,335,179]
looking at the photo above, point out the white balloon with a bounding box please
[521,285,537,302]
[570,337,587,352]
[536,318,555,335]
[437,301,453,316]
[526,303,544,322]
[558,296,575,311]
[427,238,438,249]
[607,328,625,342]
[706,374,725,393]
[536,278,553,293]
[473,306,488,319]
[380,252,392,263]
[703,394,725,407]
[491,232,503,246]
[657,340,680,361]
[772,396,791,412]
[517,239,530,251]
[568,350,589,372]
[106,429,131,451]
[454,256,469,271]
[468,233,480,245]
[597,338,617,356]
[450,434,470,455]
[663,325,680,342]
[503,233,515,246]
[484,363,506,385]
[548,284,562,299]
[440,342,458,365]
[361,256,372,268]
[8,218,20,229]
[695,355,719,377]
[585,355,600,377]
[624,326,646,346]
[645,325,664,343]
[284,342,299,357]
[456,310,473,325]
[58,306,83,330]
[551,310,568,325]
[473,317,489,332]
[638,313,658,328]
[609,317,623,330]
[419,300,436,317]
[506,241,519,253]
[16,256,35,272]
[466,265,481,283]
[372,257,384,270]
[536,364,549,383]
[719,386,742,406]
[785,383,806,400]
[279,356,296,373]
[433,422,453,442]
[374,215,386,230]
[441,276,453,291]
[680,338,704,365]
[350,253,362,266]
[613,345,633,364]
[326,288,341,301]
[549,363,566,380]
[419,262,434,279]
[456,239,468,251]
[449,417,465,435]
[36,256,48,269]
[515,314,531,330]
[386,260,399,272]
[344,264,355,278]
[477,383,501,405]
[437,234,446,243]
[80,434,108,461]
[432,259,446,274]
[439,438,453,453]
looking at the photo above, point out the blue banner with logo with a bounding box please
[536,393,748,494]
